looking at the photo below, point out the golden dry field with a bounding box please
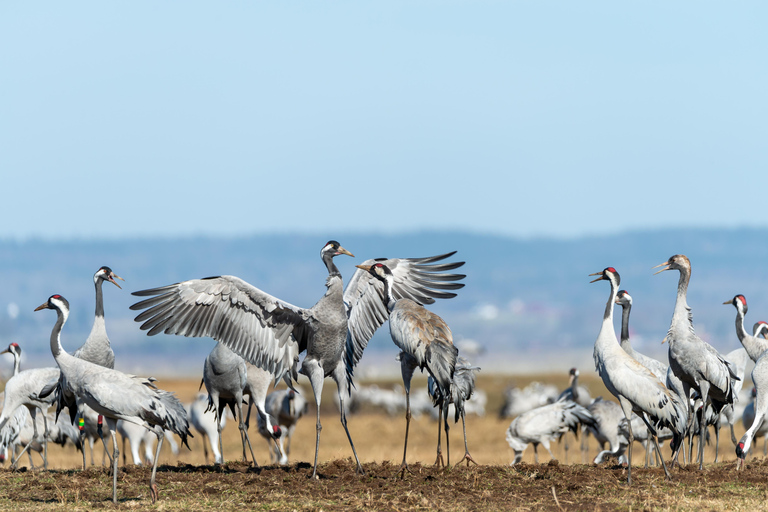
[1,372,767,511]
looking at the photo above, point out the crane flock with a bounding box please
[2,246,768,504]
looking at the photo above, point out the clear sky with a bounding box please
[2,2,767,241]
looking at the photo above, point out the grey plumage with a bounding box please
[359,262,459,475]
[616,290,669,382]
[187,393,225,465]
[258,388,308,465]
[591,267,686,484]
[36,294,191,504]
[654,255,739,469]
[586,397,628,464]
[130,241,465,479]
[506,398,595,464]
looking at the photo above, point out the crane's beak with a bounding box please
[108,273,125,289]
[652,261,671,275]
[356,264,372,272]
[336,246,354,258]
[0,348,9,355]
[589,271,605,283]
[34,302,50,312]
[723,300,732,305]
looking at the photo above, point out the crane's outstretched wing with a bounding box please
[130,275,310,385]
[342,252,465,383]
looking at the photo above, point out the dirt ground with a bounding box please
[2,374,767,511]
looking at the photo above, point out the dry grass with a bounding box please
[1,373,765,511]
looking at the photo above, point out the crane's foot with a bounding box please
[434,452,445,468]
[149,483,159,504]
[395,462,412,480]
[456,452,478,467]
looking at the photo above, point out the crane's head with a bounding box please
[95,266,124,289]
[589,267,620,286]
[322,241,354,259]
[724,295,747,314]
[754,321,768,338]
[356,262,393,284]
[0,342,20,357]
[615,290,632,307]
[34,294,70,314]
[652,254,690,275]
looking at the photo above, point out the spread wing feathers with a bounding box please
[699,346,740,408]
[610,358,687,434]
[131,275,309,384]
[343,252,466,378]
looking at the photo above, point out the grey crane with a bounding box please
[590,267,686,484]
[40,266,123,470]
[556,367,591,462]
[187,393,226,464]
[505,398,595,464]
[586,397,629,465]
[0,343,59,470]
[724,295,768,364]
[357,262,459,476]
[427,356,480,467]
[201,341,258,465]
[35,294,191,504]
[654,255,739,470]
[258,388,308,465]
[130,241,465,479]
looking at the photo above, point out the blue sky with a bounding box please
[2,2,767,241]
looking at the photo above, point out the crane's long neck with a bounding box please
[50,306,70,361]
[11,351,20,376]
[571,374,580,401]
[383,275,397,312]
[669,267,693,340]
[88,277,108,341]
[619,303,636,360]
[734,308,768,362]
[322,253,341,278]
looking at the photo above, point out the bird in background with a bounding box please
[556,367,591,462]
[505,398,595,464]
[735,318,768,468]
[131,241,465,479]
[358,261,459,477]
[187,393,226,465]
[653,255,739,470]
[35,294,191,504]
[257,388,308,465]
[590,266,685,484]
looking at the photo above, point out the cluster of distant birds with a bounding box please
[3,245,768,503]
[0,241,483,504]
[502,254,768,485]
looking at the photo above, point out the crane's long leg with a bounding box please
[214,400,225,466]
[398,355,417,479]
[454,409,477,467]
[149,429,164,504]
[105,418,119,505]
[332,368,364,475]
[443,404,451,467]
[714,422,721,463]
[42,411,49,470]
[697,384,710,470]
[201,432,209,464]
[302,360,325,479]
[236,396,257,467]
[638,414,672,480]
[97,415,113,467]
[434,402,444,467]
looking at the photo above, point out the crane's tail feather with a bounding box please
[425,342,459,400]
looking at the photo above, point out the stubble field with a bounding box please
[1,372,767,511]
